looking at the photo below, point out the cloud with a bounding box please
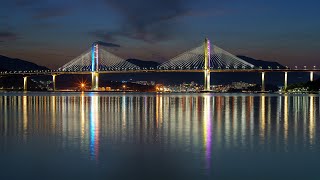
[98,0,191,43]
[89,30,118,42]
[95,41,121,47]
[14,0,41,7]
[11,0,71,19]
[32,7,70,19]
[0,31,19,42]
[0,15,8,19]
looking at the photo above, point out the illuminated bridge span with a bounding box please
[0,38,319,91]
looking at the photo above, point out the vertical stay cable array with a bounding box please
[59,41,254,72]
[210,45,254,69]
[98,48,139,70]
[158,44,205,70]
[158,43,254,70]
[59,49,92,71]
[59,46,139,71]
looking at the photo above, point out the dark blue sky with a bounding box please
[0,0,319,69]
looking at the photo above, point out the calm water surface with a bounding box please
[0,92,319,180]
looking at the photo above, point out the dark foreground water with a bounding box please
[0,92,319,180]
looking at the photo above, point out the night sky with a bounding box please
[0,0,319,69]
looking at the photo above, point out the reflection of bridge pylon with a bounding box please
[158,38,254,91]
[59,42,139,90]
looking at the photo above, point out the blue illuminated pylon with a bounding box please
[91,42,99,72]
[91,42,99,90]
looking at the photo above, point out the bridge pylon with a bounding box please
[23,76,28,91]
[52,74,57,91]
[261,72,265,92]
[284,72,288,90]
[204,38,211,91]
[91,71,99,90]
[91,42,99,90]
[310,71,314,82]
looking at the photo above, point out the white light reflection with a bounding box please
[232,97,238,147]
[309,96,315,146]
[156,94,163,128]
[23,96,28,141]
[203,95,212,170]
[4,97,8,136]
[284,95,288,149]
[241,96,246,148]
[122,95,127,137]
[276,96,282,148]
[80,93,86,151]
[225,96,230,148]
[51,96,56,132]
[216,96,222,148]
[259,95,266,145]
[249,96,254,150]
[90,95,100,161]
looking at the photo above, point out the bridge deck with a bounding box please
[0,69,319,76]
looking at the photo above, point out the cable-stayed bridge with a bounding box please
[0,38,319,91]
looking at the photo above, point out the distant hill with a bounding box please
[126,59,160,68]
[0,54,287,72]
[0,55,49,71]
[127,56,287,69]
[0,55,50,90]
[237,56,286,69]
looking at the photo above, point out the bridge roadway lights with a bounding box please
[52,74,57,91]
[310,71,314,82]
[23,76,28,91]
[261,72,265,92]
[91,72,99,91]
[284,72,288,90]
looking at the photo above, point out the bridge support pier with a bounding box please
[203,38,211,91]
[91,72,99,91]
[284,72,288,90]
[261,72,265,92]
[52,74,57,91]
[23,76,28,91]
[204,70,210,91]
[310,71,314,82]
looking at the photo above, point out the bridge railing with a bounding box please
[1,65,320,75]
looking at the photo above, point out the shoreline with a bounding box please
[0,90,319,95]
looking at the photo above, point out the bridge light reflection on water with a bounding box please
[0,94,319,152]
[0,93,320,179]
[203,95,212,170]
[90,94,99,160]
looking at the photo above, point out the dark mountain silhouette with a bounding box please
[127,59,160,68]
[127,56,287,69]
[0,55,49,71]
[0,54,287,72]
[0,55,50,90]
[237,56,286,69]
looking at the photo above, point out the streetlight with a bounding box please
[122,84,126,91]
[80,83,86,91]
